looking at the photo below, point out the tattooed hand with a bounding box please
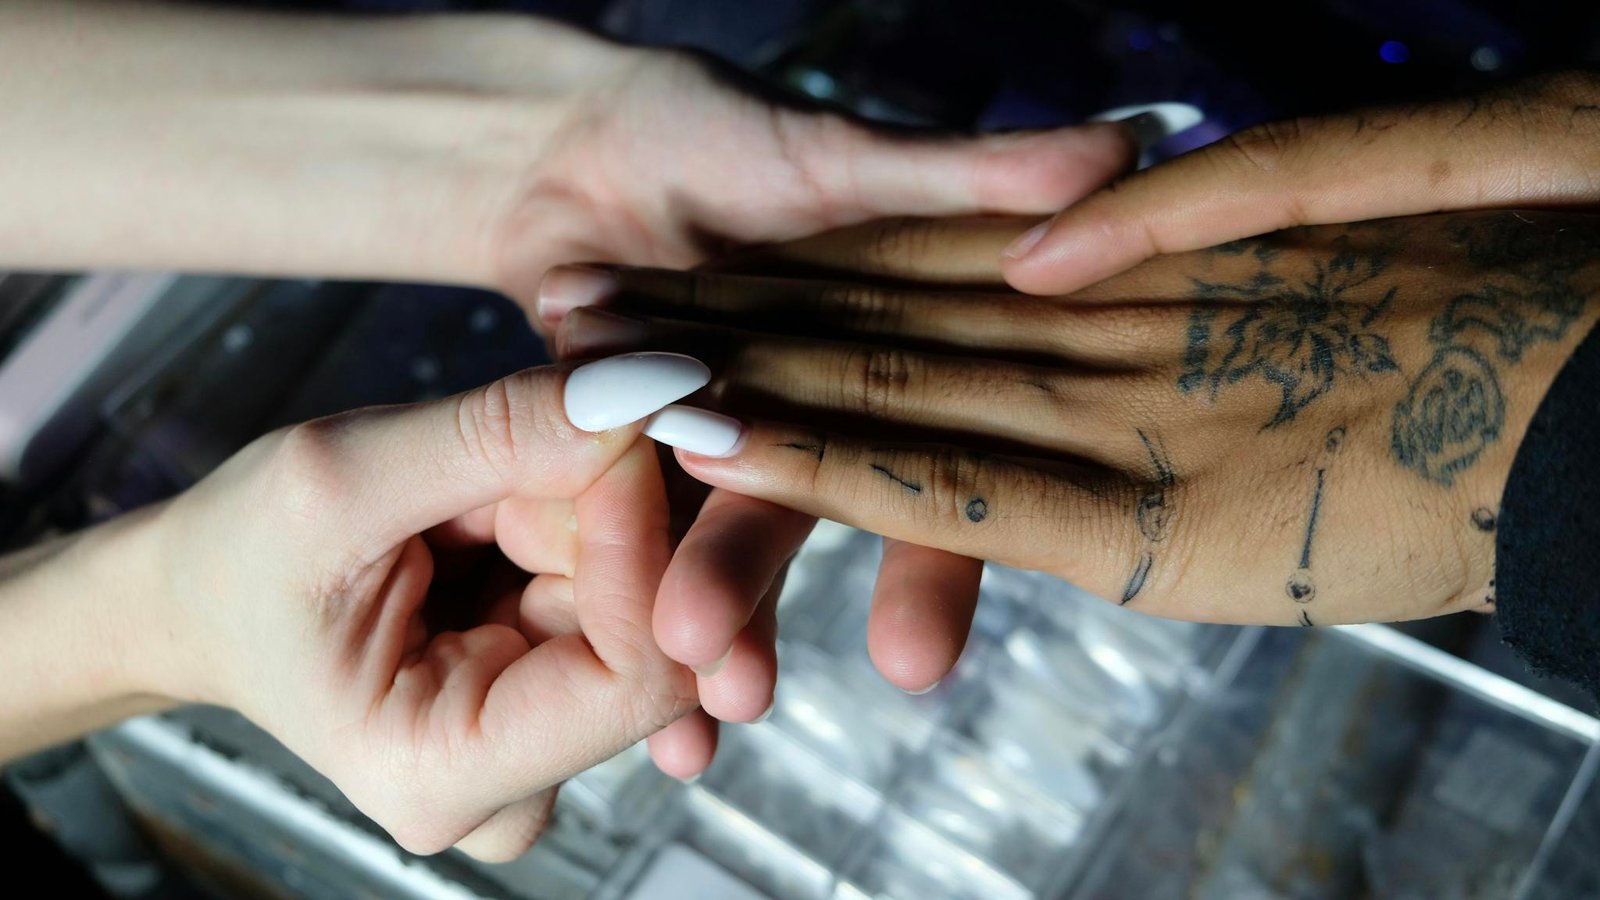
[1002,70,1600,296]
[542,211,1600,627]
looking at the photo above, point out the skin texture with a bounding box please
[1000,70,1600,296]
[0,367,701,862]
[0,0,1136,801]
[551,211,1600,632]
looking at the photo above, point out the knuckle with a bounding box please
[454,376,535,478]
[844,346,916,417]
[269,418,354,522]
[860,217,928,269]
[1220,118,1309,176]
[822,283,900,333]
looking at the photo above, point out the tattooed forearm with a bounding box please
[1391,215,1600,484]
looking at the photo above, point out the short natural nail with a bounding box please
[563,352,710,432]
[561,307,650,357]
[1003,219,1052,260]
[751,700,776,724]
[645,405,745,458]
[906,680,940,696]
[537,265,618,328]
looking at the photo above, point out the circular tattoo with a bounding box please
[1287,570,1316,603]
[964,498,988,523]
[1391,347,1505,485]
[1324,426,1346,454]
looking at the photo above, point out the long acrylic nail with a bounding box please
[563,352,710,432]
[1003,219,1052,260]
[645,405,745,458]
[537,265,618,329]
[561,307,650,358]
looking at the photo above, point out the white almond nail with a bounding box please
[644,405,745,457]
[564,353,710,432]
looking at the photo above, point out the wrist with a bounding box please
[0,507,177,761]
[0,4,641,286]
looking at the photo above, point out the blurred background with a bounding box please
[3,1,1599,897]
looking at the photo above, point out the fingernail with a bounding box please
[751,700,775,724]
[564,352,710,432]
[1088,102,1204,153]
[645,405,745,458]
[1003,219,1051,260]
[691,648,732,679]
[906,680,940,696]
[676,773,701,785]
[561,307,650,357]
[538,265,618,329]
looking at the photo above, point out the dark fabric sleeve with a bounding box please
[1496,319,1600,698]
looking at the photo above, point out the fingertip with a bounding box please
[975,123,1138,213]
[648,711,719,781]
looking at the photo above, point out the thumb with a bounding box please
[284,352,713,550]
[1000,73,1600,296]
[796,116,1137,220]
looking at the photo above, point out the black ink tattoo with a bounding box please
[1287,427,1344,606]
[1122,429,1177,605]
[778,441,826,461]
[1181,240,1400,428]
[1299,610,1315,627]
[1391,215,1600,484]
[1471,507,1497,532]
[965,498,988,523]
[1121,553,1152,605]
[870,463,922,495]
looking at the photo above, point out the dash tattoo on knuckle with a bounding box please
[1285,425,1346,619]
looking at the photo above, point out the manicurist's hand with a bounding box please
[546,210,1600,629]
[999,71,1600,295]
[0,2,1136,327]
[0,357,734,861]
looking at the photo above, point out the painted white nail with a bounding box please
[1089,101,1204,151]
[564,353,710,432]
[644,405,745,458]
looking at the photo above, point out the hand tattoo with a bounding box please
[1392,215,1600,484]
[1180,235,1400,428]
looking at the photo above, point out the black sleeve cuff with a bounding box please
[1496,318,1600,698]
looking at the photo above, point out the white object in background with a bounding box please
[0,272,177,484]
[624,844,765,900]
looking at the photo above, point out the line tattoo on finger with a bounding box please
[869,462,922,495]
[1287,426,1345,609]
[1122,428,1176,605]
